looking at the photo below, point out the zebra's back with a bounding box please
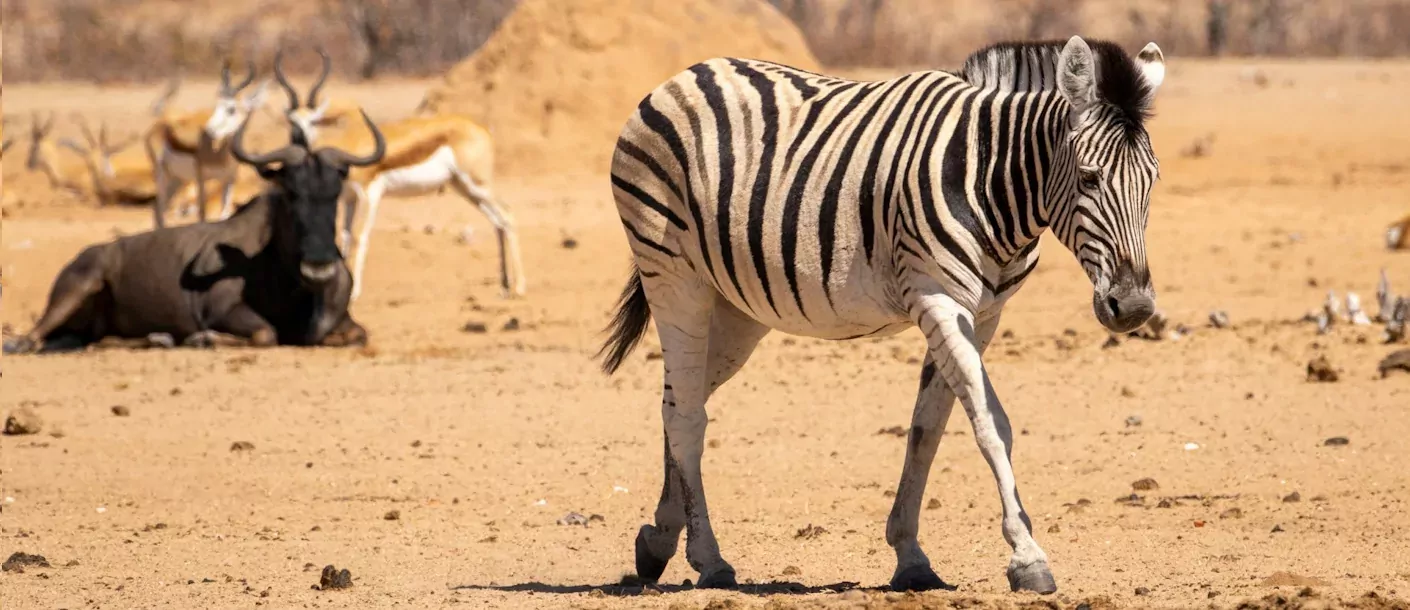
[611,58,976,338]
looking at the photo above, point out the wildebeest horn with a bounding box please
[316,109,385,168]
[306,47,332,110]
[273,50,301,110]
[231,117,306,168]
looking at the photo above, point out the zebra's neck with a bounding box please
[954,86,1074,265]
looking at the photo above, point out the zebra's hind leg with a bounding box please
[886,353,959,592]
[915,297,1055,594]
[636,295,769,585]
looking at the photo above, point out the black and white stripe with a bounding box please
[600,36,1167,594]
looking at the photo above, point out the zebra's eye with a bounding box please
[1079,168,1102,191]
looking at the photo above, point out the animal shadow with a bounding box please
[450,578,864,597]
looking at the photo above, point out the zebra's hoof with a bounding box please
[633,525,671,583]
[890,564,956,592]
[696,566,738,589]
[1007,560,1057,594]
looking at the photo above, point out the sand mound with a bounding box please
[420,0,819,177]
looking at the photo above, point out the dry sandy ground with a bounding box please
[3,61,1410,609]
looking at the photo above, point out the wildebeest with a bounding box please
[3,110,387,354]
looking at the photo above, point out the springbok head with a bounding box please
[276,49,337,143]
[204,61,270,143]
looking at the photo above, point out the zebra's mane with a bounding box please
[958,39,1154,129]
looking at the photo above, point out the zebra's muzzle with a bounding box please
[1093,283,1156,334]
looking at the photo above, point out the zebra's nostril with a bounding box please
[1106,296,1121,319]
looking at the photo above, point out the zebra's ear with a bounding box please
[1137,42,1166,92]
[1058,36,1097,126]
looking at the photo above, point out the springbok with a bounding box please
[275,51,525,300]
[25,112,90,192]
[4,109,385,355]
[144,61,270,228]
[59,118,162,206]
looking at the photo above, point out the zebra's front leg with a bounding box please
[885,354,959,592]
[916,296,1055,594]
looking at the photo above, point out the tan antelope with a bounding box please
[144,62,269,228]
[276,51,525,300]
[58,117,167,206]
[25,112,91,192]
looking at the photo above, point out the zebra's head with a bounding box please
[1051,36,1165,333]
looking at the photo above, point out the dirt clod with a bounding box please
[1306,356,1339,382]
[1283,491,1302,503]
[1220,508,1244,519]
[795,524,827,540]
[1125,415,1143,428]
[3,408,42,436]
[1260,571,1329,587]
[384,510,400,521]
[1131,478,1160,491]
[111,405,131,417]
[501,318,522,332]
[926,498,941,510]
[229,441,254,452]
[1324,437,1350,447]
[1135,586,1151,596]
[876,426,906,438]
[1209,310,1231,328]
[461,321,489,334]
[1047,523,1061,533]
[2,552,51,573]
[317,565,353,590]
[781,565,801,576]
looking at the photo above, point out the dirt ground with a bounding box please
[3,61,1410,610]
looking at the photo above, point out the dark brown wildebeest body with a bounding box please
[5,94,387,354]
[13,199,363,352]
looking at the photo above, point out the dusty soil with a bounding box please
[3,61,1410,609]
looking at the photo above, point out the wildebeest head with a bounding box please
[231,111,385,285]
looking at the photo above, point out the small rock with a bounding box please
[1306,356,1338,382]
[876,426,907,438]
[561,236,579,249]
[63,560,80,567]
[2,552,50,573]
[111,405,131,417]
[1135,586,1151,596]
[1115,493,1144,506]
[794,524,827,540]
[1125,415,1143,428]
[926,498,941,510]
[1282,491,1301,503]
[1131,478,1159,491]
[1323,436,1350,447]
[1120,386,1137,398]
[1001,329,1015,339]
[3,408,42,436]
[557,511,589,526]
[501,317,521,332]
[461,321,489,334]
[1193,520,1206,528]
[384,510,400,521]
[229,441,255,452]
[645,350,663,361]
[782,565,802,576]
[1047,523,1061,533]
[1054,338,1075,351]
[318,565,353,590]
[1271,524,1285,533]
[1156,498,1175,508]
[1209,310,1231,329]
[1219,508,1243,519]
[1063,328,1078,337]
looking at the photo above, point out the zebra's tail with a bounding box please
[598,265,653,375]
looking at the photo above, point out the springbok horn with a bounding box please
[306,47,333,110]
[273,50,301,110]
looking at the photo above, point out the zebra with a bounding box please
[599,36,1165,594]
